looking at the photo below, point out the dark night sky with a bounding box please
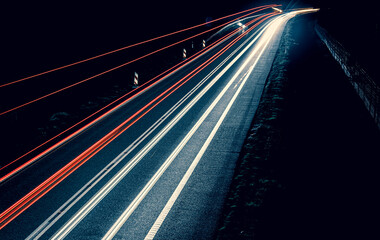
[0,0,261,80]
[0,0,377,81]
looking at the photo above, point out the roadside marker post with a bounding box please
[202,40,206,48]
[133,72,139,88]
[183,48,187,59]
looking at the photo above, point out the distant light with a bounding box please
[272,7,283,13]
[237,22,246,29]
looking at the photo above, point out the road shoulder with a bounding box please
[215,14,380,240]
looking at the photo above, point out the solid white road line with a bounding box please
[102,18,279,240]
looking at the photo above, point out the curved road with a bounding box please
[0,10,316,239]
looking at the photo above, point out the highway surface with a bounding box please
[0,9,317,239]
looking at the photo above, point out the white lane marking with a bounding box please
[103,18,280,240]
[144,14,291,240]
[47,22,267,240]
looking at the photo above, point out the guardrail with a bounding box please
[315,24,380,130]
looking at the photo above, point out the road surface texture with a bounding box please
[216,14,380,240]
[0,11,314,240]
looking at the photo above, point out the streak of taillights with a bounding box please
[0,13,241,183]
[0,12,278,230]
[52,13,281,239]
[0,7,273,183]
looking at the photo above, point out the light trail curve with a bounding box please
[0,10,257,183]
[0,13,277,231]
[52,16,276,240]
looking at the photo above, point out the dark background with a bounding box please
[0,0,258,82]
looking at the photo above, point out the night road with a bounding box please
[0,7,319,239]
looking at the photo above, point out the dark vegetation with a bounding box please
[216,15,380,239]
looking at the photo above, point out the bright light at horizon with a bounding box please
[290,8,320,15]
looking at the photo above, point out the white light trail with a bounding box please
[102,20,279,240]
[47,9,317,240]
[272,7,283,13]
[144,14,291,240]
[104,9,317,240]
[48,22,270,240]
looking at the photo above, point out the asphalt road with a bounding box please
[0,11,311,239]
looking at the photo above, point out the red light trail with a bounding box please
[0,9,273,182]
[0,11,278,230]
[0,7,280,183]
